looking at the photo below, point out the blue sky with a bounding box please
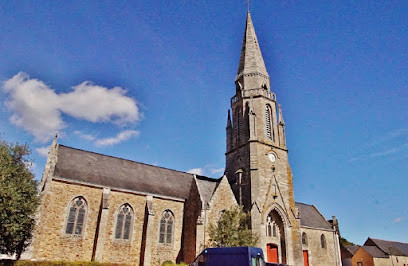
[0,1,407,245]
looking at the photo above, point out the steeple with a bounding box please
[236,11,270,91]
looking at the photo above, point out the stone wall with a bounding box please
[196,177,238,253]
[31,179,186,265]
[149,197,184,265]
[180,179,202,263]
[31,180,102,261]
[301,227,340,266]
[100,190,146,264]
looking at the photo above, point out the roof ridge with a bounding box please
[370,237,408,245]
[58,144,210,177]
[311,204,335,229]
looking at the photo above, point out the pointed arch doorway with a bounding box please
[265,208,287,264]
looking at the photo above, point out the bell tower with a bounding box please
[225,11,303,265]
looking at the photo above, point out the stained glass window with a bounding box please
[65,197,87,236]
[159,210,174,244]
[115,204,133,240]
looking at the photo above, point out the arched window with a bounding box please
[265,105,275,141]
[266,217,278,237]
[115,204,133,240]
[321,234,327,249]
[266,217,272,236]
[159,210,174,244]
[65,197,87,236]
[302,232,308,246]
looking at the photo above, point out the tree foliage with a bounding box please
[339,236,355,246]
[0,140,40,258]
[207,206,258,247]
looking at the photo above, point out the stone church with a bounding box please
[28,12,342,265]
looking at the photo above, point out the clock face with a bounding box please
[268,153,276,162]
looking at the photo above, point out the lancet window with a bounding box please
[265,105,275,141]
[115,204,133,240]
[159,210,174,244]
[302,232,308,246]
[65,197,87,236]
[321,234,327,249]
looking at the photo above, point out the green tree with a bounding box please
[207,206,258,247]
[0,140,40,259]
[339,236,355,246]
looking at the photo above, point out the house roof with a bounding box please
[346,245,360,255]
[361,246,389,258]
[54,145,197,200]
[341,245,360,258]
[365,238,408,256]
[295,202,333,230]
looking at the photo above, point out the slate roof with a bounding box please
[54,145,196,200]
[346,245,360,256]
[295,202,333,230]
[195,175,220,206]
[365,238,408,256]
[341,245,359,258]
[361,246,389,258]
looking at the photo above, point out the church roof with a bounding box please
[295,202,334,230]
[195,175,220,206]
[54,145,196,200]
[365,238,408,256]
[236,11,269,80]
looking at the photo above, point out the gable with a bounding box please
[195,175,219,207]
[208,176,238,208]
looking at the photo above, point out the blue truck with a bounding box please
[190,246,267,266]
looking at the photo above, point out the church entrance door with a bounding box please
[303,250,309,266]
[266,243,278,263]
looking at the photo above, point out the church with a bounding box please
[29,12,342,265]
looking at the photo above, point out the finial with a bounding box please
[246,0,250,12]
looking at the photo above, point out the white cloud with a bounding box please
[210,167,224,174]
[187,168,204,175]
[3,72,141,142]
[393,217,404,223]
[25,161,37,171]
[365,128,408,148]
[369,143,408,158]
[74,130,96,141]
[36,146,50,157]
[94,130,139,147]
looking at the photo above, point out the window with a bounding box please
[115,204,133,240]
[159,210,174,244]
[321,234,326,249]
[302,232,308,246]
[266,217,278,237]
[65,197,87,236]
[265,105,275,141]
[236,108,242,142]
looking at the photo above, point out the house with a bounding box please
[352,238,408,266]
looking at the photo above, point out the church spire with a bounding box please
[236,11,270,88]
